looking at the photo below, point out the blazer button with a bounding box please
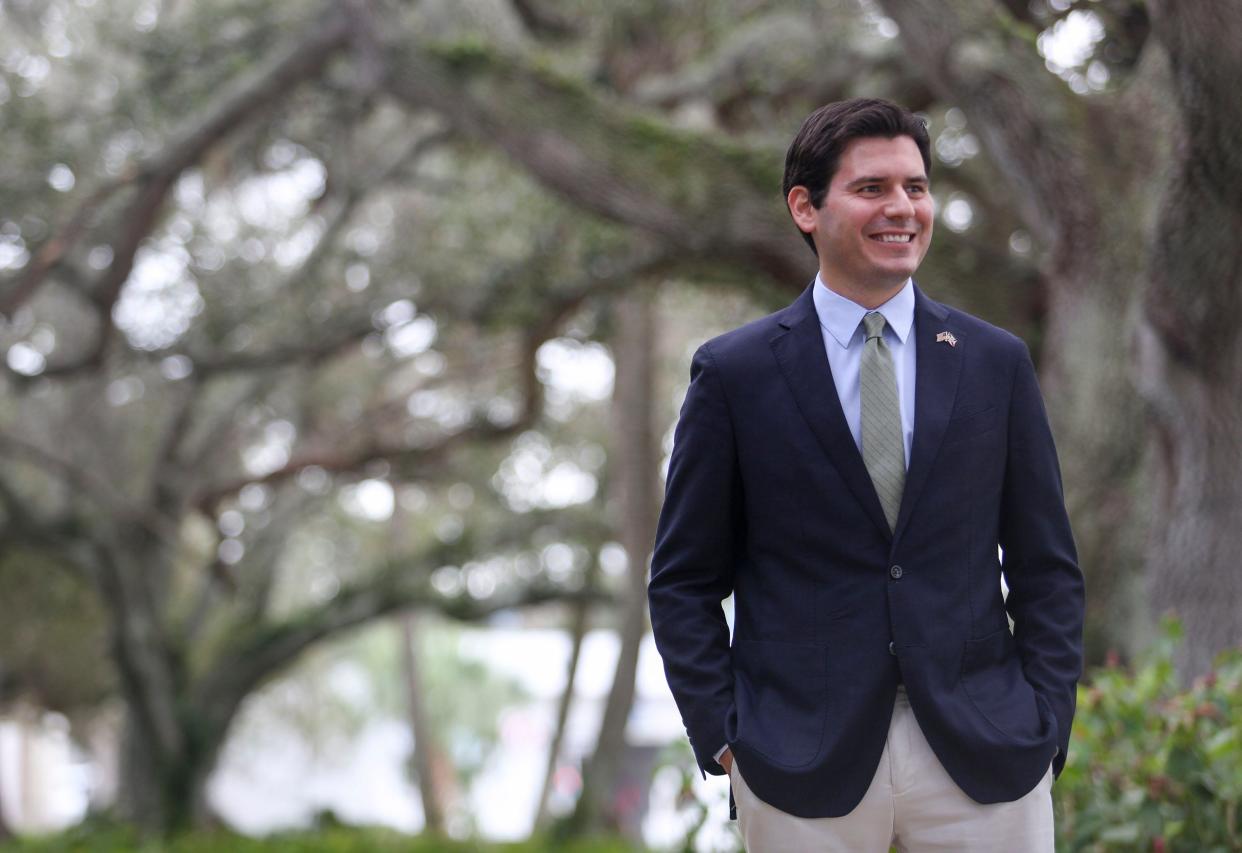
[889,565,903,579]
[889,641,896,656]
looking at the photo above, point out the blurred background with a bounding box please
[1,0,1239,849]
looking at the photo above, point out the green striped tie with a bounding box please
[860,312,905,532]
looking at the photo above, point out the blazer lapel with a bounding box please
[892,286,963,543]
[770,286,892,540]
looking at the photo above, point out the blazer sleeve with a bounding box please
[647,343,742,776]
[998,345,1086,778]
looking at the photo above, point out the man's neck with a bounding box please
[817,272,908,310]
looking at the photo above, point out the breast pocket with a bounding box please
[941,405,999,449]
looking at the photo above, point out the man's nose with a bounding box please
[884,189,916,218]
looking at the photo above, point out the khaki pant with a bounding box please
[730,688,1054,852]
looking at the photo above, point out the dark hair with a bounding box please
[782,98,931,254]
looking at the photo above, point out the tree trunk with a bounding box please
[116,710,182,833]
[1140,347,1242,676]
[1139,0,1242,677]
[105,539,197,834]
[568,289,659,835]
[533,576,592,829]
[400,612,447,834]
[117,706,227,835]
[1036,254,1153,663]
[0,720,10,840]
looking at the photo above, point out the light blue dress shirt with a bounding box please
[811,275,917,467]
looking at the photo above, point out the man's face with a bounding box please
[790,135,933,304]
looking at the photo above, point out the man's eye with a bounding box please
[908,185,927,194]
[860,186,881,194]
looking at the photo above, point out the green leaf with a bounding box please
[1099,822,1141,842]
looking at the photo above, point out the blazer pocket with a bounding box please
[941,405,999,447]
[960,627,1048,744]
[731,639,828,768]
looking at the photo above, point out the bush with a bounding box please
[1055,618,1242,852]
[0,824,633,853]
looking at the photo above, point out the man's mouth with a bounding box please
[870,233,914,243]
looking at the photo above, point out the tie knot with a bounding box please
[863,312,887,341]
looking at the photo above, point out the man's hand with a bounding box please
[719,747,733,774]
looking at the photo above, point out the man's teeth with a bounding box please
[874,234,912,243]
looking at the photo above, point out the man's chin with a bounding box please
[867,266,918,287]
[868,258,921,282]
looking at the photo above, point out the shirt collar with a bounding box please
[812,274,915,349]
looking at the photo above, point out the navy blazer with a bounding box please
[647,283,1084,818]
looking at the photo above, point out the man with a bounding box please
[647,98,1084,851]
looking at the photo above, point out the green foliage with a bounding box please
[0,548,113,711]
[0,823,631,852]
[1055,617,1242,851]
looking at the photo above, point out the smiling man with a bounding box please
[647,98,1084,851]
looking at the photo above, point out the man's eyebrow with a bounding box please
[844,174,929,187]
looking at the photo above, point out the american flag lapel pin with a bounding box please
[936,331,957,348]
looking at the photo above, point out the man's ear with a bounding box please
[786,186,818,235]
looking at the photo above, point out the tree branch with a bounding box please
[0,167,140,319]
[192,559,606,739]
[170,313,377,376]
[631,9,923,118]
[189,387,533,517]
[186,225,669,514]
[0,432,178,546]
[9,7,353,361]
[508,0,581,41]
[381,38,812,287]
[146,375,204,511]
[147,128,446,384]
[875,0,1099,253]
[180,374,283,481]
